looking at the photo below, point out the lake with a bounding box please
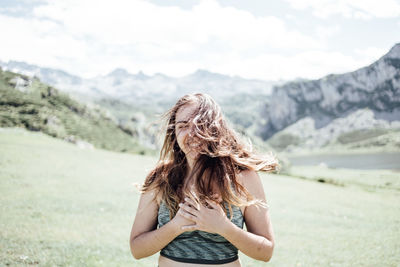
[287,152,400,170]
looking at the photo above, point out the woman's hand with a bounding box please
[170,206,197,235]
[178,195,231,235]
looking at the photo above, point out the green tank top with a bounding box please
[157,199,244,264]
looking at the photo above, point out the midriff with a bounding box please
[158,255,242,267]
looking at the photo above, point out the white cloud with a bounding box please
[32,0,321,50]
[285,0,400,19]
[213,50,370,80]
[315,24,341,40]
[0,14,89,70]
[0,0,387,81]
[1,0,327,79]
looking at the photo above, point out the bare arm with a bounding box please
[221,170,275,261]
[129,190,175,259]
[179,170,275,262]
[129,189,195,259]
[219,213,274,262]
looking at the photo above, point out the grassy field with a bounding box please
[0,69,154,156]
[1,128,399,266]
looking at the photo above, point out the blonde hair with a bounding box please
[141,93,280,219]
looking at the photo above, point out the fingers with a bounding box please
[184,197,200,210]
[205,199,219,209]
[211,193,223,203]
[179,202,199,216]
[178,208,197,221]
[184,195,221,209]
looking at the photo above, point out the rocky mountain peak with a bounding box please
[258,43,400,141]
[383,43,400,59]
[108,68,131,77]
[189,69,227,80]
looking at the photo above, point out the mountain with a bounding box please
[0,68,153,155]
[257,43,400,151]
[267,108,400,153]
[0,60,89,93]
[0,60,282,147]
[2,44,399,155]
[0,60,281,103]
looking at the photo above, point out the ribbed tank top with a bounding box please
[158,199,244,264]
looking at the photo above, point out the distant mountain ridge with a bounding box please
[0,68,152,154]
[1,44,399,154]
[0,60,281,153]
[0,60,281,103]
[257,43,400,145]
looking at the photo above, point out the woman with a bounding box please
[130,93,280,266]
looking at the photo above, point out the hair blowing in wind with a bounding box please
[140,93,281,219]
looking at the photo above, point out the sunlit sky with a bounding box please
[0,0,399,81]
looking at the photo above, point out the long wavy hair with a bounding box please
[140,93,280,219]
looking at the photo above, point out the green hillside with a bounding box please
[1,128,399,266]
[0,68,154,155]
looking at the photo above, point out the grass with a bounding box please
[284,165,400,193]
[1,128,399,266]
[0,69,154,155]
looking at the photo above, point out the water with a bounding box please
[287,152,400,170]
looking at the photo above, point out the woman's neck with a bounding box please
[185,153,198,173]
[186,158,194,172]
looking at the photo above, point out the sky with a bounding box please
[0,0,399,81]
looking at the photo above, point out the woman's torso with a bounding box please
[158,193,245,267]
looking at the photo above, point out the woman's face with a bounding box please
[175,103,199,159]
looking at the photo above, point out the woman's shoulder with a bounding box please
[237,169,259,185]
[140,187,162,208]
[145,161,171,181]
[237,169,265,197]
[142,161,173,206]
